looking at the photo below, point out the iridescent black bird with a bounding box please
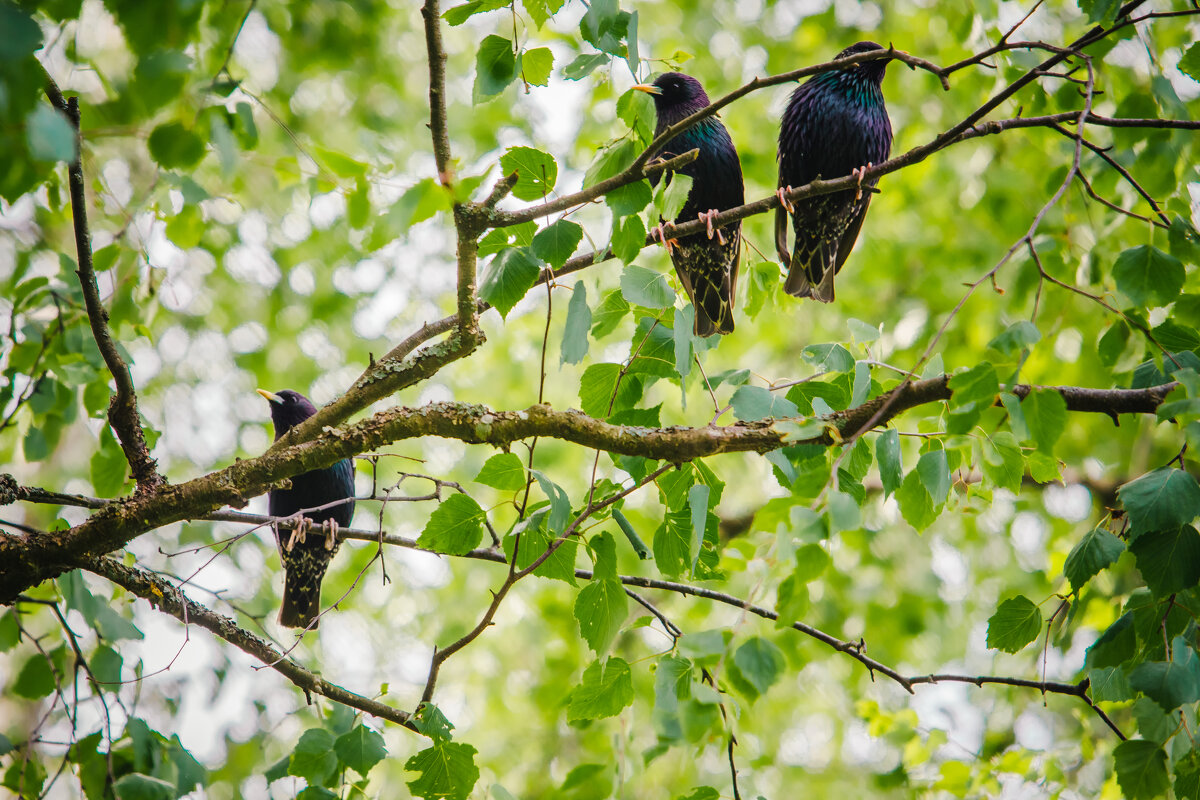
[777,41,893,302]
[634,73,744,336]
[258,389,356,629]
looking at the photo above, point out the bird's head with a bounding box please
[633,72,711,114]
[833,40,890,85]
[257,388,318,437]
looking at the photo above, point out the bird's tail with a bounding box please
[279,556,330,629]
[785,244,836,302]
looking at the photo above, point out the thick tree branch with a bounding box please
[49,89,163,492]
[83,557,418,732]
[0,378,1174,602]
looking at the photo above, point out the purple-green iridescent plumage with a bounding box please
[263,389,356,629]
[777,41,893,302]
[643,72,745,336]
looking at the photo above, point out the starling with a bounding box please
[257,388,356,630]
[776,41,893,302]
[634,72,745,336]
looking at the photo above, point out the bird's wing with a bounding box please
[834,194,872,275]
[672,232,739,336]
[775,204,790,266]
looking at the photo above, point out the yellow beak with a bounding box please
[632,83,661,95]
[256,388,283,404]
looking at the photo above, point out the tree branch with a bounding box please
[83,556,419,732]
[0,377,1174,602]
[49,88,163,492]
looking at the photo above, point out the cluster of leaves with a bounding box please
[4,0,1200,797]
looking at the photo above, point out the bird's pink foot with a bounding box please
[852,163,873,201]
[285,515,312,551]
[697,209,726,244]
[776,186,795,214]
[321,519,339,551]
[652,222,678,256]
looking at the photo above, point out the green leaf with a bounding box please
[1020,388,1067,454]
[499,146,558,201]
[732,637,785,696]
[801,343,854,373]
[531,470,571,534]
[606,179,652,217]
[90,645,123,690]
[653,508,692,579]
[148,121,205,169]
[480,246,541,319]
[561,281,591,366]
[444,1,508,26]
[1086,613,1135,669]
[620,264,674,309]
[1178,43,1200,84]
[523,0,565,28]
[474,35,518,100]
[1087,666,1134,702]
[987,321,1040,356]
[91,425,129,497]
[13,654,56,699]
[986,596,1042,653]
[574,534,628,655]
[1128,637,1200,711]
[26,105,76,163]
[1113,740,1168,800]
[612,508,650,559]
[1098,320,1130,366]
[1118,468,1200,538]
[418,493,486,555]
[315,146,367,178]
[896,470,936,530]
[562,52,609,80]
[405,741,480,800]
[611,213,646,264]
[0,611,19,651]
[504,510,576,585]
[334,725,387,778]
[730,386,799,421]
[916,450,951,505]
[1078,0,1121,24]
[1112,245,1185,307]
[1064,526,1124,591]
[113,773,176,800]
[579,363,621,418]
[288,729,337,785]
[568,657,635,720]
[591,290,629,338]
[674,306,693,377]
[0,4,42,60]
[474,453,526,492]
[532,219,583,268]
[1129,525,1200,597]
[876,429,902,497]
[520,46,554,86]
[659,173,693,221]
[947,363,998,433]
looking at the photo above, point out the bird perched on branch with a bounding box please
[635,72,745,336]
[777,41,893,302]
[257,388,356,630]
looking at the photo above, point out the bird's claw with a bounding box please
[652,222,678,255]
[285,515,312,551]
[698,209,726,245]
[852,163,873,201]
[776,186,795,214]
[322,519,339,551]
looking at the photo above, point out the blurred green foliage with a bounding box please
[2,0,1200,797]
